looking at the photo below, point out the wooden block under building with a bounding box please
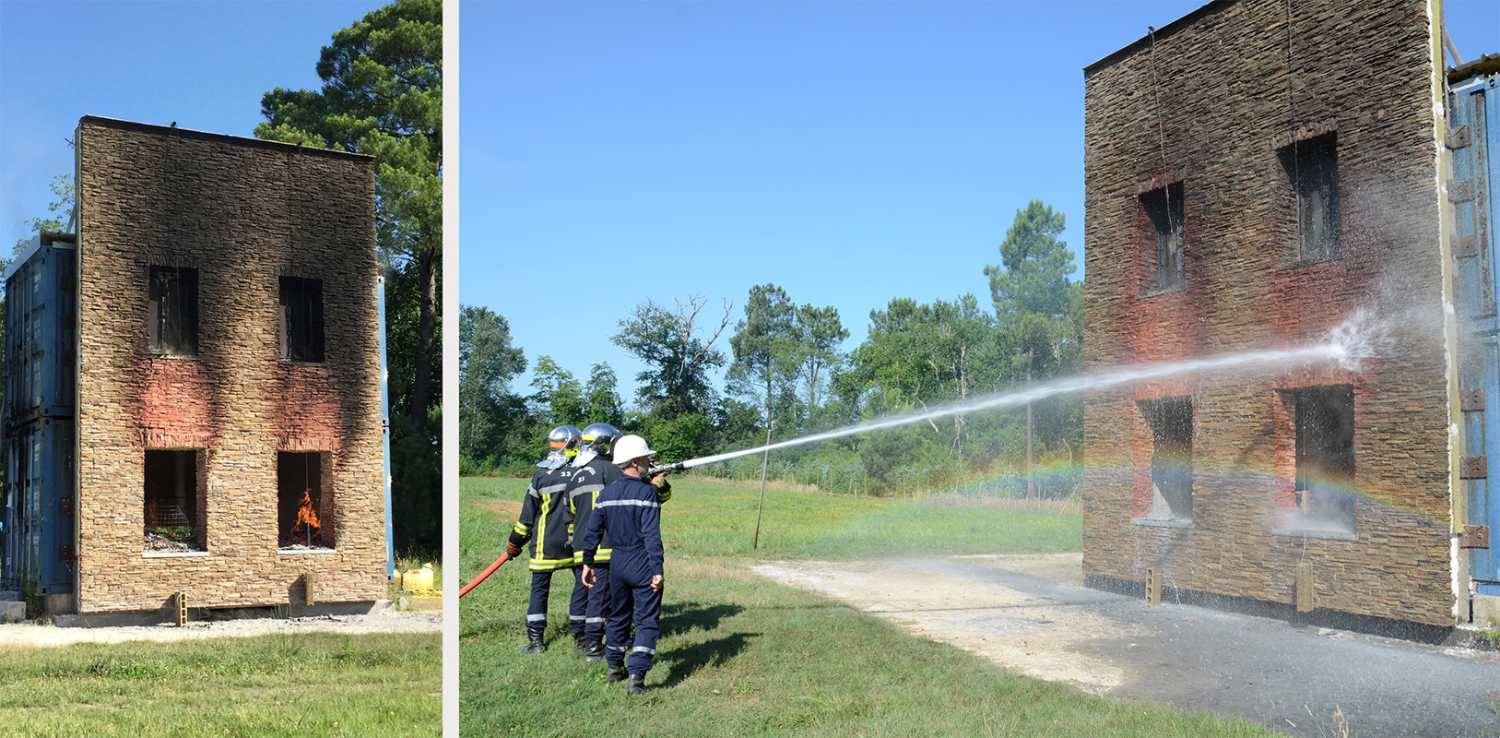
[1295,561,1315,613]
[175,591,188,627]
[304,571,317,606]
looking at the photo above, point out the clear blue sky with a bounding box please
[1,0,388,248]
[461,1,1499,405]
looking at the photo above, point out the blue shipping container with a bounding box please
[3,236,76,424]
[1450,62,1500,594]
[1,235,77,599]
[1,418,75,596]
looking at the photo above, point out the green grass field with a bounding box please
[0,632,440,737]
[459,476,1274,737]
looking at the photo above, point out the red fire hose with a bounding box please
[458,552,512,598]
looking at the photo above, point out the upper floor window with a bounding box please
[1140,182,1184,291]
[279,277,325,363]
[148,266,199,356]
[1279,133,1340,262]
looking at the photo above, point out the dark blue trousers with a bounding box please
[573,564,610,642]
[526,569,568,637]
[604,555,662,676]
[568,566,589,639]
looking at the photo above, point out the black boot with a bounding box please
[583,639,604,663]
[523,631,545,654]
[606,663,628,682]
[626,673,646,695]
[573,633,588,653]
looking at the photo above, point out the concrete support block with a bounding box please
[1473,594,1500,628]
[0,600,26,623]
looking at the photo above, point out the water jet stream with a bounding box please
[659,313,1382,472]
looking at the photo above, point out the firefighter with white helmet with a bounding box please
[580,434,670,694]
[507,424,582,653]
[566,423,671,661]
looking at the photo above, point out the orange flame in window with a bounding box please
[294,489,320,534]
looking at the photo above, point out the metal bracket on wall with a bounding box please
[1449,179,1476,203]
[1455,234,1479,259]
[1145,568,1161,607]
[1449,125,1472,149]
[1460,525,1491,549]
[1462,387,1485,411]
[1461,455,1489,479]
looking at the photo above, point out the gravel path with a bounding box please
[755,554,1500,738]
[0,610,440,648]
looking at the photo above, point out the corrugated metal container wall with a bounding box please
[1,240,77,598]
[3,243,76,424]
[2,419,75,595]
[1450,67,1499,593]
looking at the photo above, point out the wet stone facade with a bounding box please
[1082,1,1454,626]
[74,118,386,613]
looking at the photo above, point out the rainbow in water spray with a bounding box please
[658,310,1387,473]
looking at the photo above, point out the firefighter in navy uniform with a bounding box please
[564,422,622,660]
[567,423,671,662]
[505,424,581,653]
[580,434,670,695]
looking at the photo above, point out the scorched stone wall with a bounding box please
[74,117,386,613]
[1082,0,1452,625]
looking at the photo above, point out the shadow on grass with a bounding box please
[662,601,744,638]
[660,632,760,688]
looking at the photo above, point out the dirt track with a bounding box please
[756,554,1132,691]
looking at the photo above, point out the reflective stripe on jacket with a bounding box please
[567,455,622,563]
[580,476,664,576]
[510,465,576,571]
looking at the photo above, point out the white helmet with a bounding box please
[611,434,656,466]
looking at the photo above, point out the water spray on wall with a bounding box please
[461,310,1387,596]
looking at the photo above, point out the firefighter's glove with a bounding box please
[505,541,523,559]
[650,474,672,503]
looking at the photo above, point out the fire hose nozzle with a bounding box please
[648,461,685,477]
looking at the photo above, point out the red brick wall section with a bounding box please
[1082,0,1453,625]
[75,119,386,613]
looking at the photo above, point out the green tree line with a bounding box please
[462,200,1084,497]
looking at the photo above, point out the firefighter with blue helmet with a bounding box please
[506,424,581,653]
[580,434,669,695]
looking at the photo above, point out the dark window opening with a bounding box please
[1291,385,1356,533]
[144,450,205,552]
[148,267,199,355]
[1141,182,1185,291]
[279,277,325,363]
[278,451,334,550]
[1279,133,1340,261]
[1141,397,1193,521]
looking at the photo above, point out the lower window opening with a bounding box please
[1140,397,1193,523]
[145,449,206,553]
[1280,385,1357,536]
[278,451,335,550]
